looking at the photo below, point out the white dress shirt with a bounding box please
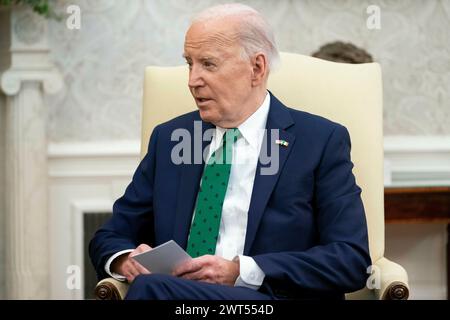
[106,92,270,290]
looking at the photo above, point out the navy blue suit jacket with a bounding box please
[89,93,371,299]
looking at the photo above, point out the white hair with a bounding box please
[191,3,280,72]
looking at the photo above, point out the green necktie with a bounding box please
[187,128,240,258]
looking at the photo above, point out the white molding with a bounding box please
[384,136,450,186]
[48,140,140,179]
[384,136,450,153]
[48,140,140,158]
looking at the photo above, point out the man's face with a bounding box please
[183,19,255,127]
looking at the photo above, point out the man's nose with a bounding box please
[188,65,204,88]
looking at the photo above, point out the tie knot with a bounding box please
[223,128,240,145]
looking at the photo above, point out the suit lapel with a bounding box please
[173,116,214,249]
[244,94,296,255]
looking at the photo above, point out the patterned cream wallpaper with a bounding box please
[47,0,450,141]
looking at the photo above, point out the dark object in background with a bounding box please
[312,41,373,64]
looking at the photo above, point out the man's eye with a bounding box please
[203,61,215,68]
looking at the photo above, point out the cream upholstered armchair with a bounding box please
[94,52,409,300]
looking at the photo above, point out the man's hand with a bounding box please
[111,244,152,282]
[172,255,239,286]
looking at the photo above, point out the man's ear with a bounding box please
[251,53,268,86]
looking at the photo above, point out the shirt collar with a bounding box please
[237,91,270,150]
[213,91,270,152]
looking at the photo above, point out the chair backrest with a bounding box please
[141,52,385,263]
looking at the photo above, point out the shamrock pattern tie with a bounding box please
[186,128,240,257]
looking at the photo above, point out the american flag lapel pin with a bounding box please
[275,139,289,147]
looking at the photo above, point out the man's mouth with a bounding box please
[196,97,212,104]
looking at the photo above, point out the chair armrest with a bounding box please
[94,278,129,300]
[372,257,409,300]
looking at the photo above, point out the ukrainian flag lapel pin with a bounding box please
[275,139,289,147]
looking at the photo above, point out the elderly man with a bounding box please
[90,3,371,300]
